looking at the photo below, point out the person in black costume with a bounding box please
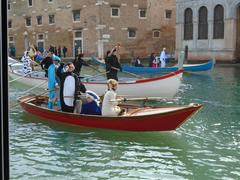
[40,51,53,77]
[105,45,122,81]
[59,62,86,113]
[73,53,89,76]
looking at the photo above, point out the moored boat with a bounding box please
[9,64,183,98]
[18,95,203,132]
[91,56,215,74]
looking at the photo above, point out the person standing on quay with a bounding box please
[63,46,68,58]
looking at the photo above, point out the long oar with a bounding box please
[9,71,37,83]
[82,71,110,81]
[110,66,144,79]
[118,96,163,102]
[10,80,48,109]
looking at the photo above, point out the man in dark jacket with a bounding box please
[105,47,122,81]
[73,53,89,76]
[40,51,53,77]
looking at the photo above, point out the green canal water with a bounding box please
[9,65,240,179]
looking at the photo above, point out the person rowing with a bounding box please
[102,79,125,116]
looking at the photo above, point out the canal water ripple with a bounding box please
[9,65,240,179]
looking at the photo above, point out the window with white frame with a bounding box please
[8,20,12,28]
[165,10,172,19]
[75,31,82,38]
[111,7,120,17]
[28,0,33,7]
[49,14,55,24]
[26,17,32,27]
[73,10,80,22]
[8,1,11,10]
[139,9,146,19]
[153,30,160,38]
[37,34,45,53]
[128,29,136,39]
[36,15,42,25]
[9,36,15,48]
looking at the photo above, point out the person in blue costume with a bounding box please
[59,62,87,113]
[80,90,102,115]
[47,54,61,110]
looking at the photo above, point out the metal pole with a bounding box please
[0,0,9,179]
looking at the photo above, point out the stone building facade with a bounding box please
[8,0,176,59]
[176,0,240,62]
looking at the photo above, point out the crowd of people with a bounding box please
[131,48,168,68]
[21,44,168,117]
[21,44,125,117]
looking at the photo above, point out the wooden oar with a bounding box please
[110,66,144,79]
[10,80,48,109]
[9,71,36,83]
[82,71,110,81]
[117,96,163,102]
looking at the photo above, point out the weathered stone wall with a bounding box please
[8,0,176,59]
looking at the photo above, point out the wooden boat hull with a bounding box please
[9,66,183,98]
[19,96,202,132]
[91,56,215,74]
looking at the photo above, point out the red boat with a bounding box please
[18,96,202,132]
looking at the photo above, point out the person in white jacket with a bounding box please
[159,48,166,68]
[102,79,125,116]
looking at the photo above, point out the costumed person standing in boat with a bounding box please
[21,51,32,76]
[159,47,167,68]
[105,44,122,81]
[80,90,102,115]
[47,55,61,110]
[73,53,89,76]
[40,51,53,77]
[102,79,125,116]
[59,62,87,113]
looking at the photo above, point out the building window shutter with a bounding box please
[184,8,193,40]
[213,5,224,39]
[198,6,208,39]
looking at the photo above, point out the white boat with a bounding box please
[8,59,183,98]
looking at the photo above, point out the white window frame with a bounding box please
[25,17,32,27]
[152,30,160,38]
[139,9,147,19]
[37,33,45,51]
[72,10,81,22]
[8,20,12,29]
[73,31,83,55]
[111,7,120,18]
[36,15,43,26]
[128,29,136,39]
[8,36,15,50]
[48,14,55,25]
[28,0,33,7]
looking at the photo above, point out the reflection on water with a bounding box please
[9,65,240,179]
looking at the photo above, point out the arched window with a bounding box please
[213,5,224,39]
[198,6,208,39]
[184,8,193,40]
